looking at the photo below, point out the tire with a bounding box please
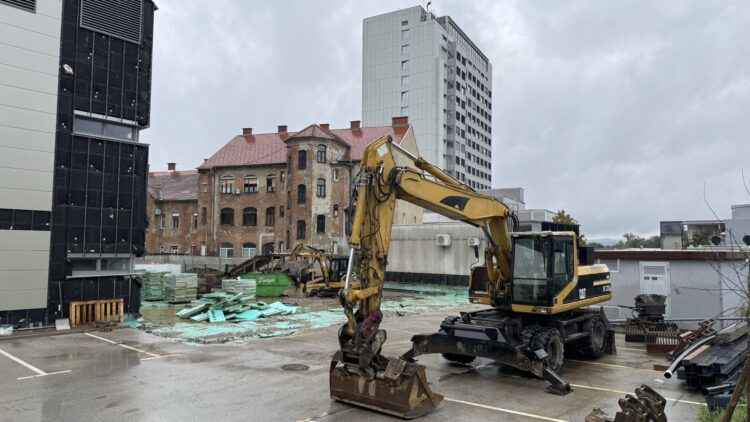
[522,326,564,373]
[576,315,607,359]
[442,353,476,364]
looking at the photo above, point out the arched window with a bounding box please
[242,207,257,226]
[296,220,306,239]
[316,178,326,197]
[297,184,306,203]
[316,215,325,233]
[219,242,233,258]
[243,175,258,193]
[220,176,235,194]
[316,144,326,163]
[265,207,275,226]
[241,242,257,258]
[298,150,307,169]
[220,208,234,225]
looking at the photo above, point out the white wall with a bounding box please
[0,0,62,310]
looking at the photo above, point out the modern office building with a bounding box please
[363,5,493,190]
[0,0,156,325]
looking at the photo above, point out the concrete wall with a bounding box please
[727,204,750,248]
[135,255,247,273]
[387,222,483,283]
[0,1,62,311]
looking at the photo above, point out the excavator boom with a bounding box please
[331,135,516,418]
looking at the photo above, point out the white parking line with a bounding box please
[85,332,160,358]
[140,353,181,361]
[444,397,568,421]
[569,383,705,406]
[0,347,72,380]
[566,359,654,371]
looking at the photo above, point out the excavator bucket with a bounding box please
[330,355,443,419]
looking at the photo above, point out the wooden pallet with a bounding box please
[69,298,124,328]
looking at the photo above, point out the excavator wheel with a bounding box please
[574,315,607,359]
[441,353,476,364]
[523,327,564,373]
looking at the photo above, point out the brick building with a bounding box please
[146,118,422,258]
[146,165,201,255]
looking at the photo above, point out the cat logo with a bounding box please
[440,196,469,211]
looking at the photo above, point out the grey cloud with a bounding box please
[141,0,750,238]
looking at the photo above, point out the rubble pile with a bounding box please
[175,291,297,323]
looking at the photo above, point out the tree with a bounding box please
[553,210,576,224]
[612,233,660,249]
[689,230,712,247]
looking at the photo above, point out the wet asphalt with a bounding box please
[0,307,703,422]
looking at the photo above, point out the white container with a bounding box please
[0,324,13,336]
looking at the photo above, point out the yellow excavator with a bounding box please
[330,135,614,418]
[286,243,353,296]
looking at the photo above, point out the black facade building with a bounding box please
[0,0,156,325]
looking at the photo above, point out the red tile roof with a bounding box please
[199,123,408,169]
[148,170,199,201]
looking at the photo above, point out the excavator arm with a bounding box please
[287,243,330,282]
[330,135,516,418]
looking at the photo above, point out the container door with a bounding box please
[639,262,670,316]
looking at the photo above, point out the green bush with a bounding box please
[698,394,747,422]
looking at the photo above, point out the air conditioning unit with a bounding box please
[467,237,480,246]
[234,189,241,195]
[436,234,451,246]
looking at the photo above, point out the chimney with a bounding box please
[277,125,288,134]
[167,162,176,171]
[392,116,409,127]
[319,123,330,130]
[350,120,361,130]
[242,127,253,135]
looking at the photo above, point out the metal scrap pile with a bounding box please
[623,294,680,353]
[585,384,667,422]
[663,320,747,410]
[175,291,297,323]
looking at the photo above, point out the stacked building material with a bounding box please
[174,292,297,323]
[141,271,166,301]
[222,278,257,296]
[163,273,198,303]
[197,275,222,295]
[675,333,747,391]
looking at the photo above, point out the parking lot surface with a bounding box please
[0,307,703,421]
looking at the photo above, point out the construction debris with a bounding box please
[674,332,746,391]
[585,384,666,422]
[222,278,257,295]
[163,273,198,303]
[139,271,166,301]
[174,290,297,323]
[623,294,680,353]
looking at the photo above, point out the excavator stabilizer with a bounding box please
[330,353,443,419]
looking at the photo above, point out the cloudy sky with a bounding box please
[141,1,750,239]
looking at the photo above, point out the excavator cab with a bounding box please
[510,233,574,308]
[470,231,610,313]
